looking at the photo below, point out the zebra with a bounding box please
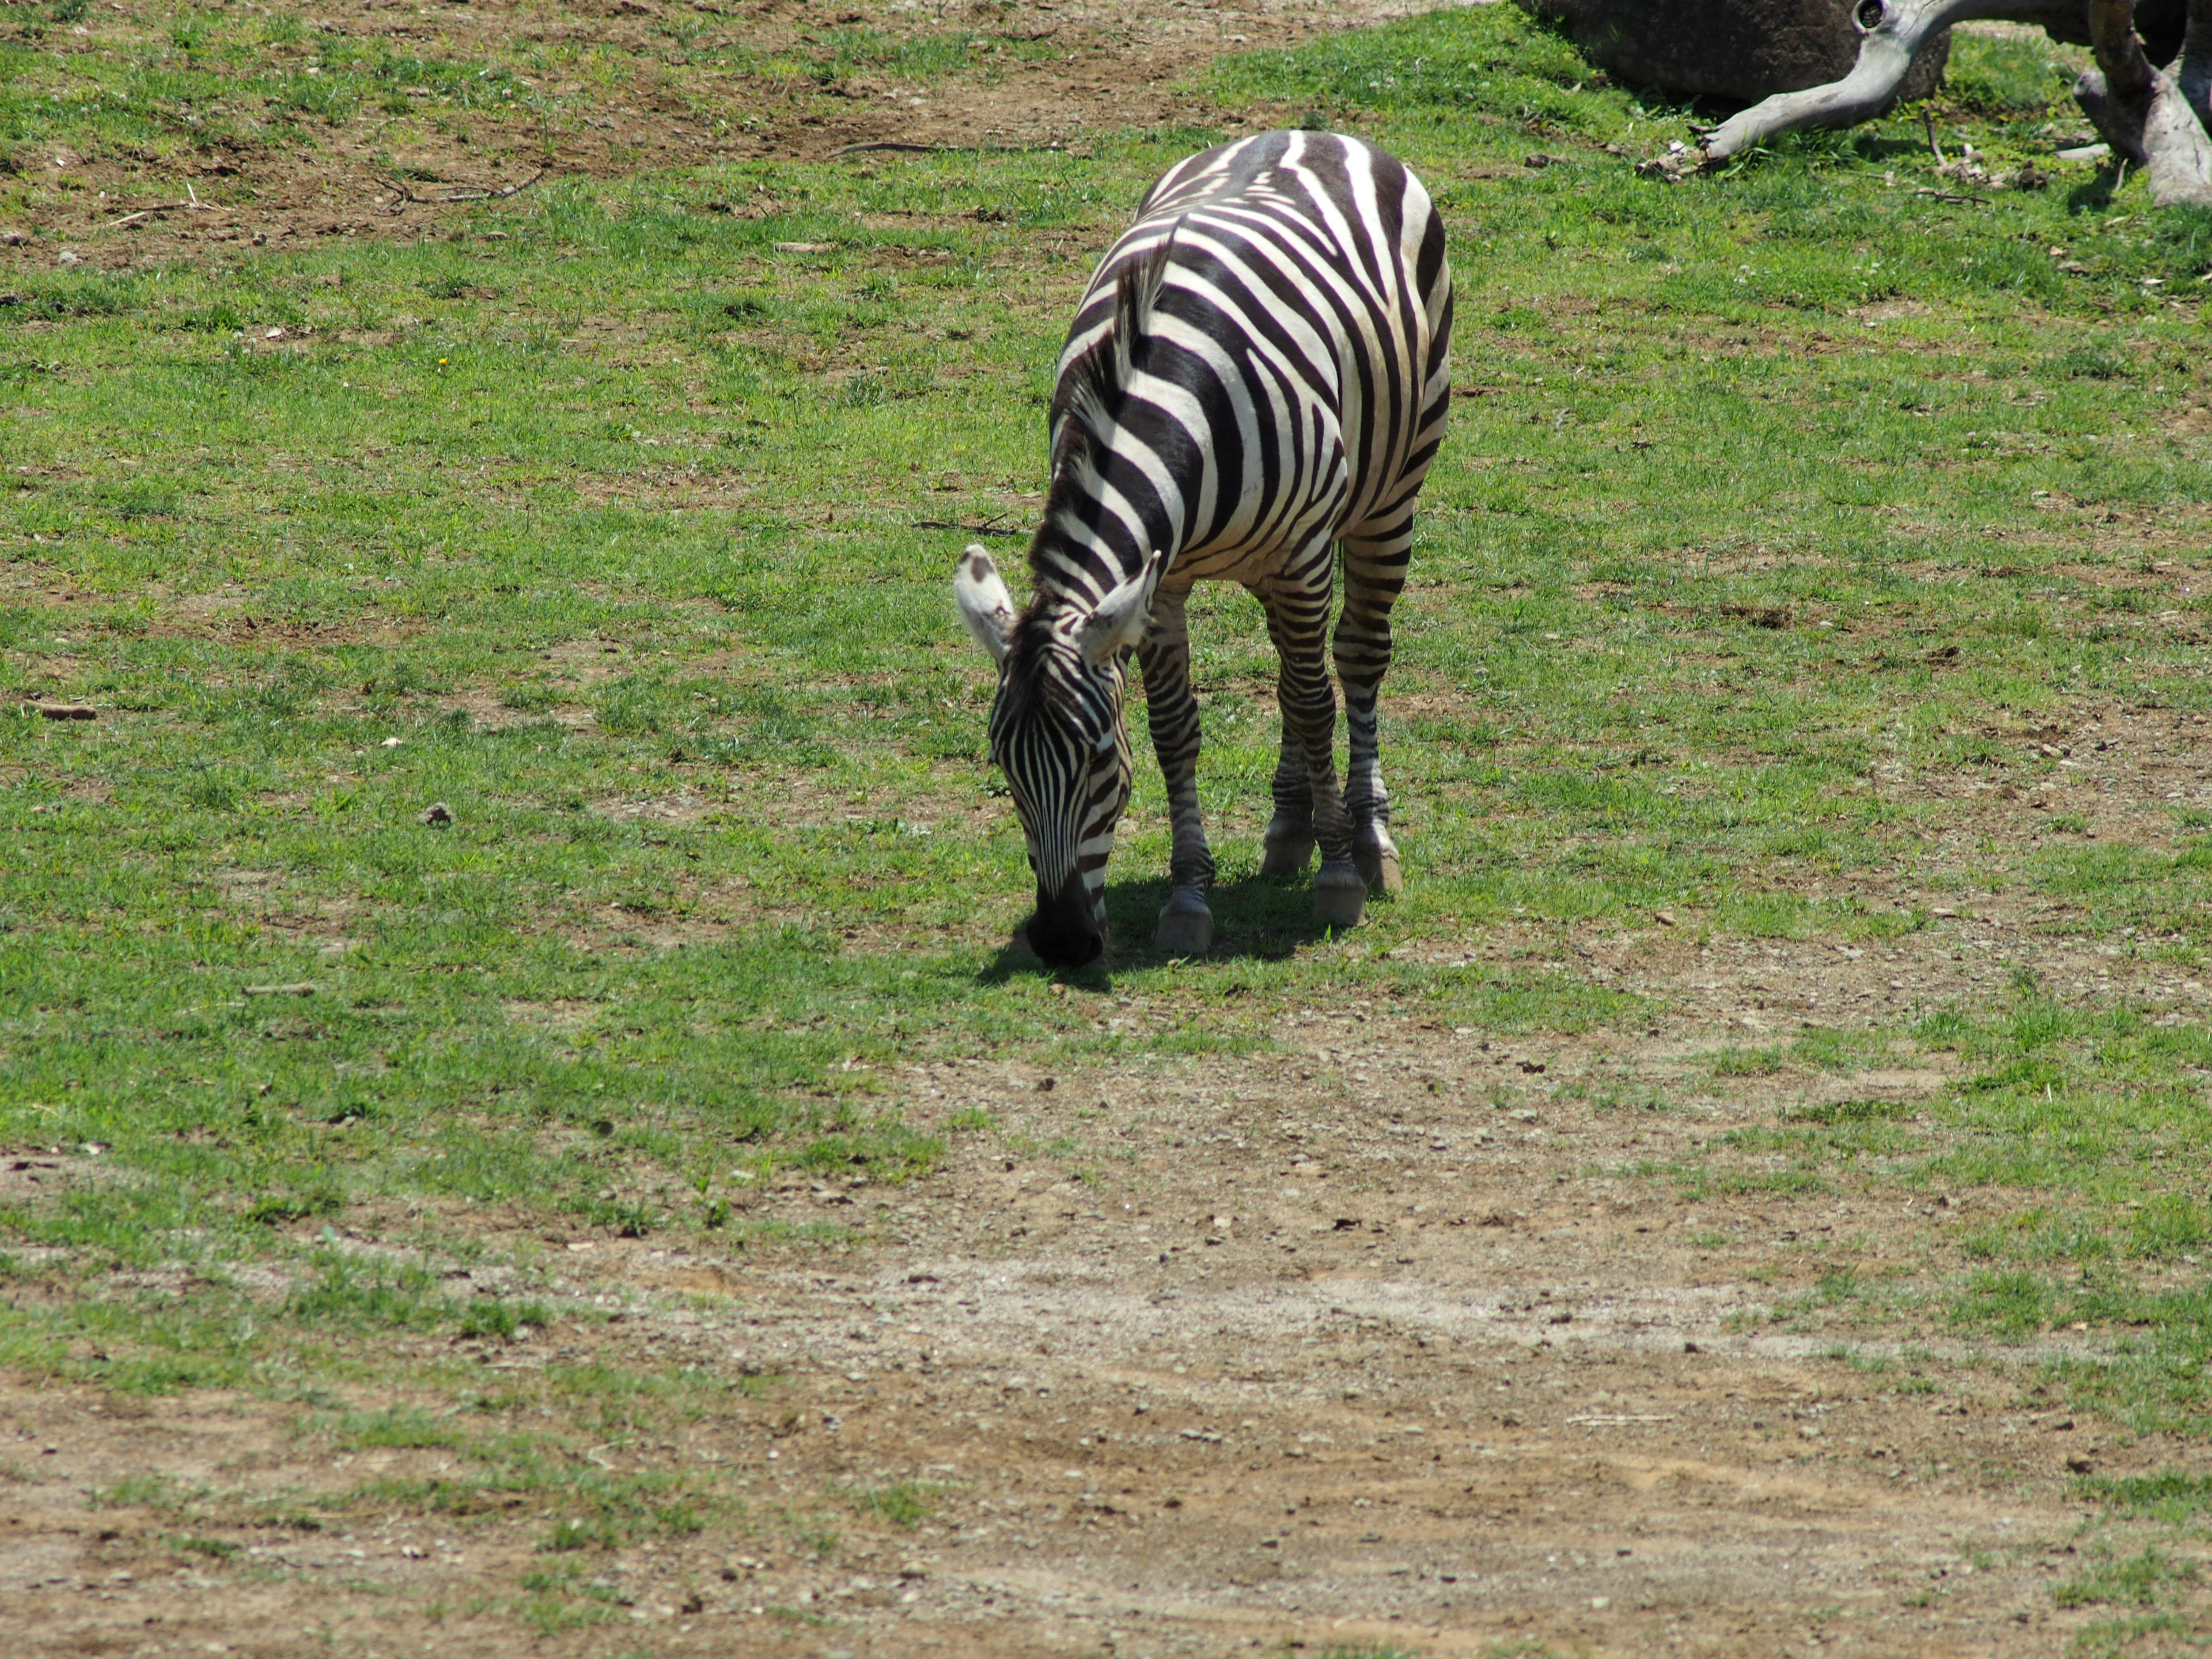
[953,129,1453,968]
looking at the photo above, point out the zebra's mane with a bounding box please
[999,230,1177,717]
[1053,230,1173,483]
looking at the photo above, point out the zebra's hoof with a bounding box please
[1313,863,1367,929]
[1260,820,1316,876]
[1155,889,1214,957]
[1353,832,1403,895]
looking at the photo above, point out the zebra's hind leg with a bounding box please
[1262,563,1365,929]
[1139,586,1215,956]
[1260,728,1315,876]
[1338,510,1416,894]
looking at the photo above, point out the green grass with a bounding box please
[11,0,2212,1635]
[845,1479,937,1528]
[2056,1547,2196,1609]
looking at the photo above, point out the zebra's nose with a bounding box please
[1027,872,1103,967]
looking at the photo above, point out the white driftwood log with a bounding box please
[1702,0,2212,206]
[1703,0,2073,160]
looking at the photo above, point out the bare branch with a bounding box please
[1694,0,2212,204]
[1703,0,2031,160]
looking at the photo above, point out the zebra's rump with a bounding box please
[1039,130,1452,594]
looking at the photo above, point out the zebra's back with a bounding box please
[1042,130,1452,593]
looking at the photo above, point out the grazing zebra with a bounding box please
[954,129,1453,967]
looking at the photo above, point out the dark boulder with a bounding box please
[2035,0,2181,60]
[1528,0,1950,104]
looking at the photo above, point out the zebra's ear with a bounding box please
[1078,548,1165,668]
[954,543,1017,665]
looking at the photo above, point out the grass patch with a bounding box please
[846,1480,937,1528]
[2055,1547,2196,1609]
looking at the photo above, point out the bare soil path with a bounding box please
[16,690,2212,1656]
[3,0,1444,268]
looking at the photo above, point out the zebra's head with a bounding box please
[954,543,1163,967]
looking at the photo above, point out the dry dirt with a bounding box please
[5,0,1447,271]
[7,698,2212,1656]
[0,1055,2175,1659]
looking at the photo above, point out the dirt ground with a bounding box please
[5,0,1435,271]
[7,699,2211,1655]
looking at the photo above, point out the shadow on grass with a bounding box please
[2066,164,2124,214]
[978,870,1342,982]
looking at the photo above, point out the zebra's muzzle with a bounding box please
[1027,870,1103,967]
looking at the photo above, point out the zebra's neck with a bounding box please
[1025,461,1184,620]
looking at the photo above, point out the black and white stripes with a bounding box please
[955,130,1453,966]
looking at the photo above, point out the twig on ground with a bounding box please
[96,207,189,232]
[829,141,951,158]
[1566,1413,1679,1426]
[386,166,548,205]
[916,513,1021,536]
[1924,107,1946,165]
[828,140,1081,160]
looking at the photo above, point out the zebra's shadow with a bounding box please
[979,871,1342,982]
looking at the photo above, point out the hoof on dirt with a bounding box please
[1313,863,1367,929]
[1155,889,1214,956]
[1260,820,1316,877]
[1353,833,1403,895]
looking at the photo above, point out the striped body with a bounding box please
[954,130,1453,965]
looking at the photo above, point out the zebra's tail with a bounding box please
[1058,225,1177,467]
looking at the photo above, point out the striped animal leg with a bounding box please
[1261,559,1364,929]
[1336,517,1414,895]
[1138,585,1215,956]
[1260,711,1315,877]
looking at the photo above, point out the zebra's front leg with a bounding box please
[1139,588,1215,956]
[1263,575,1365,929]
[1260,729,1315,876]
